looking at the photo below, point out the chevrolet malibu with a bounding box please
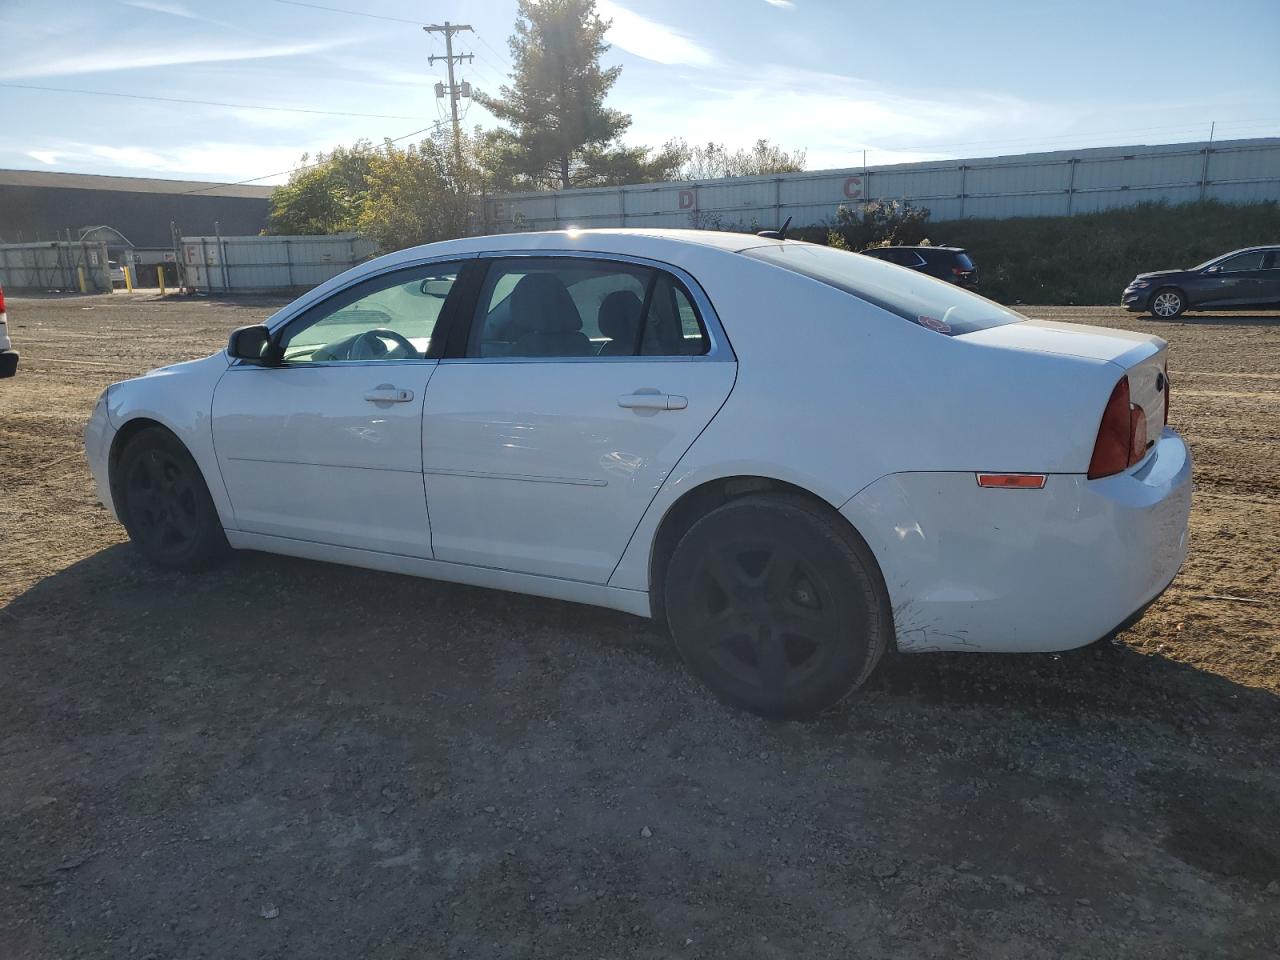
[85,229,1191,717]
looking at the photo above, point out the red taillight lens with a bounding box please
[0,285,6,314]
[1088,376,1133,479]
[1088,377,1151,479]
[951,266,967,276]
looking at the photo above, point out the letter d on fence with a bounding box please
[678,190,694,210]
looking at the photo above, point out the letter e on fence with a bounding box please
[678,190,695,210]
[842,176,862,199]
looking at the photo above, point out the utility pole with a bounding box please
[424,21,474,161]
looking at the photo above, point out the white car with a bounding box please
[85,229,1191,716]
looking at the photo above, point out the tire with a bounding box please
[115,427,230,571]
[663,493,891,719]
[1149,288,1186,319]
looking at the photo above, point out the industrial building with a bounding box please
[0,169,273,284]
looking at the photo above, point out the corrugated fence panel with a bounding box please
[0,241,111,292]
[179,234,376,292]
[484,137,1280,233]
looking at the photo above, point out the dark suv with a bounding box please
[861,246,977,289]
[1122,245,1280,318]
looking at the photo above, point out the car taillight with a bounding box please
[0,285,6,314]
[1087,376,1149,479]
[951,266,968,276]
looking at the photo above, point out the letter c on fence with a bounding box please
[678,189,695,209]
[842,176,862,199]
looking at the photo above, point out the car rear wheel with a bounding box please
[663,493,890,718]
[1149,288,1186,319]
[116,427,229,570]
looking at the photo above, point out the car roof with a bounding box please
[388,228,791,262]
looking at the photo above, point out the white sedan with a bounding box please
[85,229,1191,717]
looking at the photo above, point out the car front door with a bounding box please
[211,259,469,556]
[1198,251,1268,307]
[420,254,736,584]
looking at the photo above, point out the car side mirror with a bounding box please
[227,324,281,364]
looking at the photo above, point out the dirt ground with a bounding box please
[1,293,1278,959]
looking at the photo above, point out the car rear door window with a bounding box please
[467,258,709,358]
[744,242,1023,336]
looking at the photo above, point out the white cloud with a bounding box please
[596,0,716,67]
[28,150,60,165]
[0,37,349,80]
[122,0,200,19]
[78,141,317,181]
[762,0,795,8]
[620,64,1040,171]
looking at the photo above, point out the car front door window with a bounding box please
[279,264,460,362]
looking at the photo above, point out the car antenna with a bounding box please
[757,216,792,240]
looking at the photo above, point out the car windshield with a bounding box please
[742,243,1024,336]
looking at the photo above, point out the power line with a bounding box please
[473,31,512,70]
[0,81,433,121]
[179,121,444,195]
[269,0,424,24]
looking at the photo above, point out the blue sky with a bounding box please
[1,0,1277,184]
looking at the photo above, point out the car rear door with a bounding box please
[420,253,736,584]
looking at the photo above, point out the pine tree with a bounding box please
[477,0,662,190]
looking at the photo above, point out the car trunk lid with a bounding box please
[959,318,1169,450]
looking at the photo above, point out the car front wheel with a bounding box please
[663,493,891,718]
[1149,288,1186,319]
[116,427,230,570]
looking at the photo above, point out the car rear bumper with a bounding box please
[841,428,1192,653]
[0,350,17,378]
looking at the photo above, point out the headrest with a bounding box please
[597,290,643,340]
[510,274,582,334]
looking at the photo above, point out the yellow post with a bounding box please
[157,264,166,296]
[123,264,134,292]
[77,266,87,293]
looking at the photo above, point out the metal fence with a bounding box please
[179,233,378,293]
[0,240,112,292]
[482,137,1280,233]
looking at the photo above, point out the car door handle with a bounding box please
[617,392,688,411]
[363,385,414,403]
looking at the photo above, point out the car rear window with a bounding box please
[955,252,975,270]
[742,243,1022,336]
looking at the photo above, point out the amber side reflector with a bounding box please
[976,473,1047,489]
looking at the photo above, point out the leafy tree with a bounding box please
[266,143,373,235]
[827,200,930,250]
[675,139,807,180]
[356,129,481,253]
[476,0,672,190]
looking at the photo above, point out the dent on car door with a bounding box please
[210,260,471,556]
[421,255,736,584]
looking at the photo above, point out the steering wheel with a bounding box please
[350,328,418,360]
